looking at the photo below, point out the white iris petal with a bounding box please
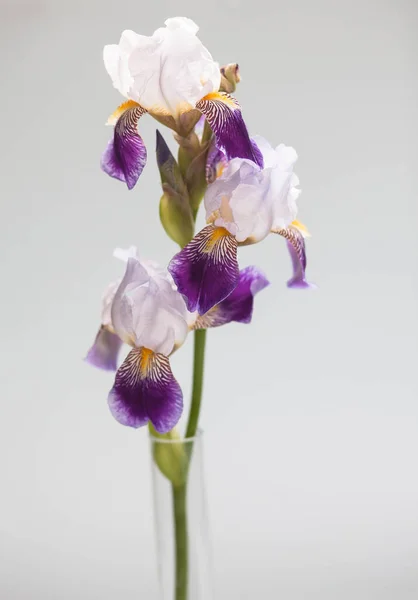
[103,17,221,115]
[111,255,189,356]
[204,136,301,244]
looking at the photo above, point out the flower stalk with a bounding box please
[173,483,189,600]
[186,329,207,440]
[171,329,207,600]
[171,123,209,598]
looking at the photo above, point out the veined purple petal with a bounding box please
[276,226,316,289]
[108,348,183,433]
[206,141,227,184]
[196,93,264,168]
[101,102,147,190]
[168,224,239,315]
[84,326,123,371]
[194,266,269,329]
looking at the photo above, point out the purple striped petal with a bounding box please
[84,326,123,371]
[108,348,183,433]
[196,93,264,168]
[101,102,147,190]
[206,141,227,184]
[168,225,239,315]
[194,266,269,329]
[276,226,316,289]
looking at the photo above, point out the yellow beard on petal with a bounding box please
[140,347,155,378]
[200,91,239,110]
[203,226,231,252]
[106,100,141,125]
[291,220,311,238]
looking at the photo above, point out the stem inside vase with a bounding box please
[172,328,207,600]
[173,483,188,600]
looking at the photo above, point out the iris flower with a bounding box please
[168,136,315,315]
[85,248,268,433]
[101,17,262,190]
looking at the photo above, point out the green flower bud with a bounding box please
[149,425,189,488]
[159,184,194,248]
[156,130,194,247]
[184,145,210,216]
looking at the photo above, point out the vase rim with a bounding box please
[149,428,203,444]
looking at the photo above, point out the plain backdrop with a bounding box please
[1,0,417,598]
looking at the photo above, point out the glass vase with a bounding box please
[150,429,213,600]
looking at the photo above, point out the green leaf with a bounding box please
[150,426,189,487]
[159,184,194,248]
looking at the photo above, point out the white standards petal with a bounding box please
[230,182,273,243]
[154,22,220,114]
[113,246,168,280]
[164,17,199,34]
[111,256,189,355]
[111,258,150,345]
[104,19,220,114]
[113,246,139,262]
[103,34,136,98]
[204,157,273,242]
[251,135,279,169]
[269,144,301,230]
[203,137,302,243]
[126,34,167,108]
[275,143,298,169]
[101,280,121,327]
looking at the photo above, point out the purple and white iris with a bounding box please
[90,16,316,434]
[101,17,262,190]
[169,136,315,315]
[86,248,268,433]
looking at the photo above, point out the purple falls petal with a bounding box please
[101,104,147,190]
[108,348,183,433]
[206,140,227,184]
[276,226,316,289]
[84,326,123,371]
[194,266,270,329]
[196,93,264,168]
[168,224,239,315]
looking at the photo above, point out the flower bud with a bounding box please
[157,130,195,247]
[150,425,188,487]
[219,63,241,93]
[160,184,195,248]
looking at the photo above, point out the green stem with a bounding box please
[186,329,207,439]
[173,484,188,600]
[172,329,207,600]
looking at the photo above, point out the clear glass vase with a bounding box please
[150,429,213,600]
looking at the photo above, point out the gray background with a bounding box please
[1,0,417,598]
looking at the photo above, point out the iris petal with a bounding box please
[193,266,269,329]
[196,92,263,167]
[101,102,147,190]
[275,225,316,289]
[206,141,227,184]
[108,347,183,433]
[168,224,239,315]
[85,326,123,371]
